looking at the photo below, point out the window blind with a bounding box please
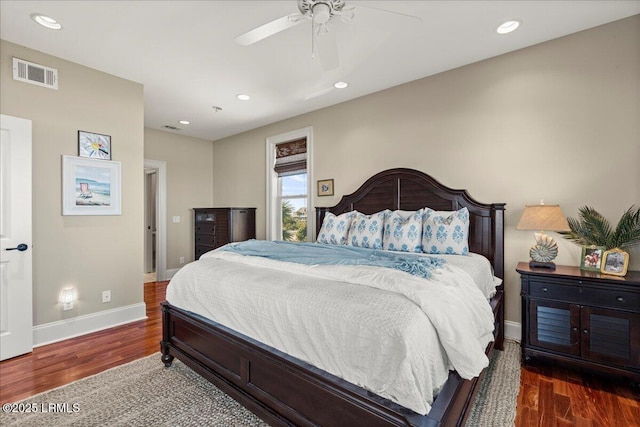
[274,138,307,177]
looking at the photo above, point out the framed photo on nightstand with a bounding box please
[580,245,605,271]
[600,248,629,276]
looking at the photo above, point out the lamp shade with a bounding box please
[516,205,570,232]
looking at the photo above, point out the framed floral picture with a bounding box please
[62,155,121,215]
[600,248,629,276]
[317,179,334,196]
[580,245,605,271]
[78,130,111,160]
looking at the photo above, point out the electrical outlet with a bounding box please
[179,256,185,264]
[102,290,111,303]
[172,216,180,223]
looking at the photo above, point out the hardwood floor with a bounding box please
[0,281,167,404]
[515,358,640,426]
[1,280,638,426]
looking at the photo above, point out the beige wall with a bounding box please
[1,40,145,325]
[144,128,214,269]
[212,16,640,325]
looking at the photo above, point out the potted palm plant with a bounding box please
[559,205,640,274]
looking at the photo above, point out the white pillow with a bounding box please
[347,210,389,249]
[422,207,470,255]
[317,211,355,245]
[383,210,423,253]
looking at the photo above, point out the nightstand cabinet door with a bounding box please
[529,299,580,356]
[581,306,640,367]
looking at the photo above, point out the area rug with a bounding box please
[1,341,520,426]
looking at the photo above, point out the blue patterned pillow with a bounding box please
[347,210,389,249]
[316,212,355,245]
[383,210,423,253]
[422,207,470,255]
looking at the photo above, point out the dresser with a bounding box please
[517,262,640,381]
[194,208,256,259]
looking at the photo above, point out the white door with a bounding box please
[0,114,33,361]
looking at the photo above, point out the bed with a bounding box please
[161,168,505,427]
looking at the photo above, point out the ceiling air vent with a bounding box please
[13,57,58,89]
[162,125,182,131]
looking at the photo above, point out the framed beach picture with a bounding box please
[78,130,111,160]
[600,248,629,277]
[62,155,121,215]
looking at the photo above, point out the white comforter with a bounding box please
[166,249,495,415]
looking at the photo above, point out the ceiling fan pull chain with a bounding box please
[311,21,316,59]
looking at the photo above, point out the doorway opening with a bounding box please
[144,159,167,282]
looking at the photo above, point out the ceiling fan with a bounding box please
[235,1,421,70]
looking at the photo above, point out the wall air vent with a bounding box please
[13,57,58,89]
[162,125,182,131]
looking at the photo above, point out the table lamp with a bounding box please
[517,203,571,269]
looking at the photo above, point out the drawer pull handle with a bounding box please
[541,287,548,292]
[583,329,589,334]
[616,296,624,302]
[571,327,578,332]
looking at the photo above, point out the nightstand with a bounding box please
[517,262,640,381]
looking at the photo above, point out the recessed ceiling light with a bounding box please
[179,120,190,125]
[496,20,520,35]
[236,94,250,101]
[334,81,348,89]
[30,13,63,30]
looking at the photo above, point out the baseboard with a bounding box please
[505,320,521,342]
[33,302,147,347]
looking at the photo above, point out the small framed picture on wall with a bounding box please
[317,179,334,197]
[78,130,111,160]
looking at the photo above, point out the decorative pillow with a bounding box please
[383,210,423,253]
[317,212,355,245]
[347,210,389,249]
[422,207,470,255]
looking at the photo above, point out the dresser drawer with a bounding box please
[529,281,580,300]
[196,233,216,245]
[579,288,640,312]
[195,223,215,234]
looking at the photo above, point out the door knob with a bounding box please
[5,243,28,251]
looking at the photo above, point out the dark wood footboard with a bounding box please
[161,291,503,427]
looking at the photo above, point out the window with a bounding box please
[279,173,307,241]
[266,128,313,241]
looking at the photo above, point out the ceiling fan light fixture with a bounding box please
[496,20,520,35]
[313,3,332,24]
[334,81,348,89]
[30,13,62,30]
[179,120,190,125]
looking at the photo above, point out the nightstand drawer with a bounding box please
[579,288,640,312]
[530,281,579,300]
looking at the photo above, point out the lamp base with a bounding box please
[529,260,557,270]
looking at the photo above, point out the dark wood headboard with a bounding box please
[315,168,506,279]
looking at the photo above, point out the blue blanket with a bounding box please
[219,240,445,279]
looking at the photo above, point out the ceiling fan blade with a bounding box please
[356,4,422,24]
[235,14,305,46]
[315,25,339,71]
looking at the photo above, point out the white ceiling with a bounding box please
[1,1,639,141]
